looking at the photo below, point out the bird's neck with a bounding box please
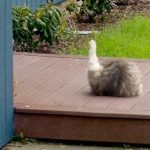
[89,46,97,60]
[88,46,101,71]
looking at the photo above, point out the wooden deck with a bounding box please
[14,53,150,144]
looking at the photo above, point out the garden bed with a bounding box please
[13,0,150,58]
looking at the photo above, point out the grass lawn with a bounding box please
[69,15,150,59]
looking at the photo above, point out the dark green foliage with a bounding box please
[12,6,33,51]
[66,0,112,23]
[12,4,62,52]
[66,0,79,14]
[31,4,61,44]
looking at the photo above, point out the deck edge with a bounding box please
[13,52,150,62]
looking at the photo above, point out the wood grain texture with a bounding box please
[14,53,150,144]
[15,114,150,144]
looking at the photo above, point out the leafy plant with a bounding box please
[13,133,37,144]
[12,6,33,50]
[66,0,112,23]
[66,0,79,14]
[32,4,62,44]
[13,4,63,52]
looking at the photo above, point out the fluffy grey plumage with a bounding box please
[88,40,142,97]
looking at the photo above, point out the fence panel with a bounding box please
[0,0,13,148]
[12,0,64,10]
[12,0,46,8]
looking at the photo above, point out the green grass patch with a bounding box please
[69,15,150,59]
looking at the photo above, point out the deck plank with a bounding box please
[41,73,88,106]
[14,55,40,70]
[15,58,75,98]
[14,57,55,83]
[13,55,24,62]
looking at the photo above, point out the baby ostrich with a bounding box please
[88,40,142,97]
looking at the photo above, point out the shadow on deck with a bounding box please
[14,53,150,144]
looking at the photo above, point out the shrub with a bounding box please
[66,0,79,14]
[66,0,112,23]
[12,6,33,50]
[31,4,62,44]
[13,4,63,52]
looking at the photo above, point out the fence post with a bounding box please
[0,0,13,148]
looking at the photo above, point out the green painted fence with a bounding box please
[0,0,13,148]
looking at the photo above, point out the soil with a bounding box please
[72,0,150,31]
[13,0,150,54]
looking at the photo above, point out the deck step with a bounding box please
[14,53,150,144]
